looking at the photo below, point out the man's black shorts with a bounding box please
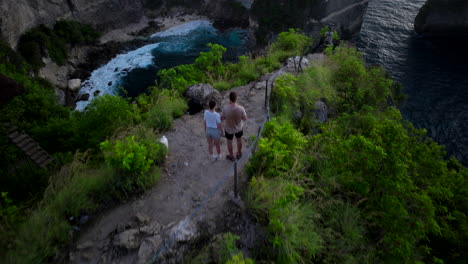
[225,130,243,140]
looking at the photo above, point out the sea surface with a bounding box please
[356,0,468,165]
[76,20,249,110]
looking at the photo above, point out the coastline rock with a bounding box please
[415,0,468,37]
[55,88,66,106]
[76,93,90,102]
[184,83,222,110]
[314,100,328,123]
[68,79,82,91]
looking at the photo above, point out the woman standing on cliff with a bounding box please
[204,100,224,161]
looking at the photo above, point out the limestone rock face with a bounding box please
[68,79,82,91]
[0,0,144,48]
[252,0,369,40]
[415,0,468,37]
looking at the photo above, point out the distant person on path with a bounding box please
[204,100,223,161]
[222,92,247,161]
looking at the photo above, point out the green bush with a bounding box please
[247,45,467,263]
[270,28,311,56]
[226,252,254,264]
[100,129,166,196]
[71,94,138,150]
[141,89,188,131]
[156,30,311,93]
[247,177,322,263]
[248,119,307,178]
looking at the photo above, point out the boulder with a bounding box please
[114,229,141,250]
[170,218,198,243]
[76,93,90,102]
[314,100,328,123]
[137,235,162,264]
[184,83,222,110]
[55,88,66,106]
[415,0,468,37]
[68,79,82,91]
[285,56,311,73]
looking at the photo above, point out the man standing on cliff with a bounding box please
[222,92,247,161]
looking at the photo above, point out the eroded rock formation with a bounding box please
[415,0,468,37]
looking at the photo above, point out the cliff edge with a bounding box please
[415,0,468,37]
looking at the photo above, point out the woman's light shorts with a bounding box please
[206,127,220,140]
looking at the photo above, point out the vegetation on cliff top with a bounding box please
[246,44,467,264]
[0,28,466,264]
[17,20,100,70]
[0,29,310,263]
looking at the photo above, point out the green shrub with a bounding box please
[226,252,254,264]
[327,45,392,113]
[100,129,166,196]
[248,120,307,178]
[246,45,467,263]
[270,28,311,56]
[247,177,322,263]
[71,94,138,150]
[270,73,299,116]
[100,135,165,175]
[141,89,187,131]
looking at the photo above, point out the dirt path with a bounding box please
[70,54,325,264]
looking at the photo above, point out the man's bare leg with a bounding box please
[227,139,234,158]
[236,137,242,156]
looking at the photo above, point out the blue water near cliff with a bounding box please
[76,20,249,110]
[356,0,468,165]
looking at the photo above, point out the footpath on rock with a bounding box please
[70,54,325,264]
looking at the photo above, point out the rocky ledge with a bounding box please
[415,0,468,37]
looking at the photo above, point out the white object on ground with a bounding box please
[160,136,169,150]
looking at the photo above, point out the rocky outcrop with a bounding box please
[184,83,223,112]
[0,73,25,104]
[251,0,369,41]
[1,0,369,48]
[0,0,144,48]
[415,0,468,37]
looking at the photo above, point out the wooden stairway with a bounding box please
[7,126,56,169]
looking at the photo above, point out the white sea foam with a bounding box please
[75,20,213,111]
[151,20,213,38]
[75,43,160,110]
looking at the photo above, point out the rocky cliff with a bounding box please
[1,0,368,48]
[415,0,468,37]
[251,0,368,42]
[0,0,144,48]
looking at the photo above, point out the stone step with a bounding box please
[22,142,37,152]
[8,131,19,139]
[12,134,28,144]
[30,151,45,161]
[26,146,41,157]
[36,155,49,165]
[17,138,34,149]
[5,125,56,169]
[41,158,55,168]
